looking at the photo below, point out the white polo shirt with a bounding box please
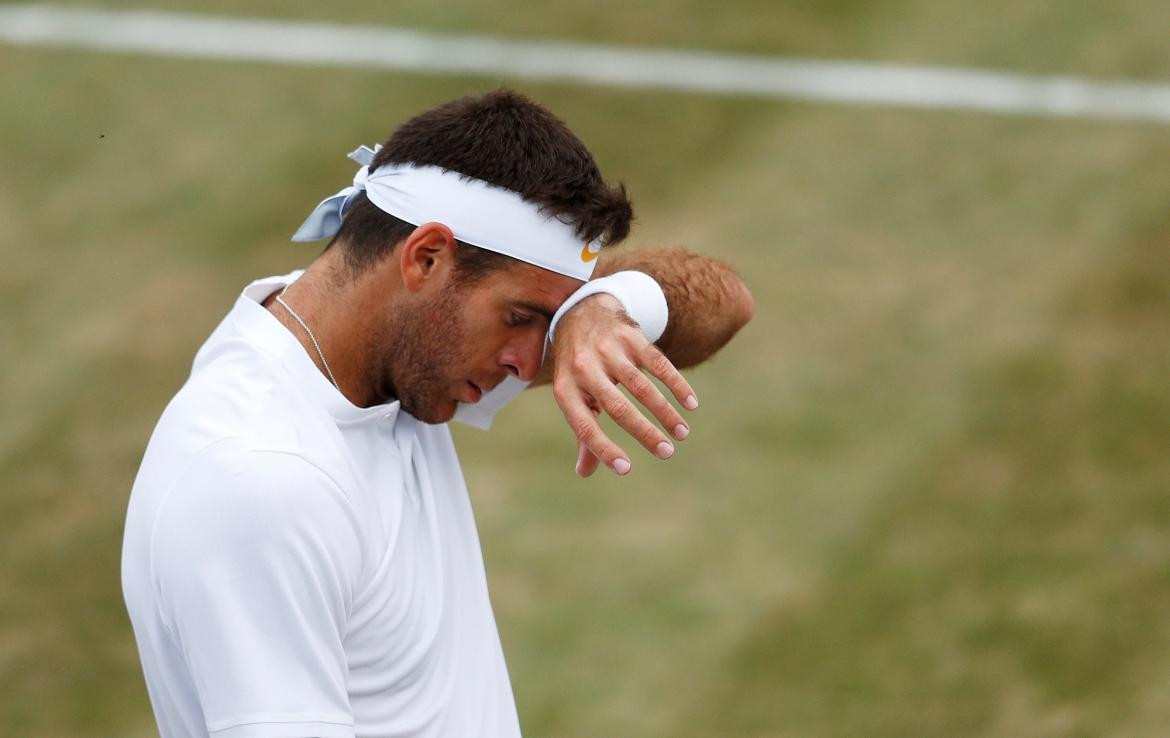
[121,273,521,738]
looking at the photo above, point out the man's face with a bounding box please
[378,259,580,424]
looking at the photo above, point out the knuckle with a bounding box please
[569,417,595,441]
[551,378,573,401]
[640,343,664,362]
[649,354,674,376]
[619,323,643,341]
[638,424,659,447]
[569,353,592,374]
[628,374,655,400]
[605,398,632,423]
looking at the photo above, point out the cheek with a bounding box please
[439,294,517,373]
[461,312,508,355]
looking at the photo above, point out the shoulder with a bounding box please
[155,349,354,484]
[155,436,358,535]
[150,439,365,600]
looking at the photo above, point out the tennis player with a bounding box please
[122,89,753,738]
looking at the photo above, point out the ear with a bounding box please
[399,222,457,292]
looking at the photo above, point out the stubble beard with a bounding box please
[375,283,468,424]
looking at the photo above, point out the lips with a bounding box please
[465,381,483,403]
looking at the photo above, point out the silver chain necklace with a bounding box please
[274,285,341,391]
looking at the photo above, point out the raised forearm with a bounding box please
[594,247,754,369]
[528,246,751,475]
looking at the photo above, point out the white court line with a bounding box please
[4,4,1170,124]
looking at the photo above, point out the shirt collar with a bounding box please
[232,271,401,427]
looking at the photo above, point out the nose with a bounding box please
[498,330,546,382]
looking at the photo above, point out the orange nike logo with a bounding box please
[580,243,600,262]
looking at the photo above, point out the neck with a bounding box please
[265,253,398,407]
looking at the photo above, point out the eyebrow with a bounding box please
[514,300,557,323]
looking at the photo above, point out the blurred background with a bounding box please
[3,1,1169,736]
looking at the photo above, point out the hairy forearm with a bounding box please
[594,247,754,369]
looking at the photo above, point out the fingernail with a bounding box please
[673,424,689,440]
[684,395,699,410]
[655,441,675,459]
[613,458,631,475]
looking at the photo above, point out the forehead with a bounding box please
[482,260,582,309]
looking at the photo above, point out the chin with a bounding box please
[403,396,458,425]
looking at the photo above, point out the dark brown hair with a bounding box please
[330,89,633,281]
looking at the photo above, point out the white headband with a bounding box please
[292,145,601,281]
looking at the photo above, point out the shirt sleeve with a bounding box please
[150,440,363,738]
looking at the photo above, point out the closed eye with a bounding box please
[508,312,535,327]
[507,300,556,328]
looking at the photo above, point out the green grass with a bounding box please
[2,3,1170,736]
[28,0,1170,77]
[679,220,1170,738]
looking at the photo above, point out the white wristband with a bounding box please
[548,270,669,344]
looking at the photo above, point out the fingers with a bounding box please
[573,406,602,478]
[593,381,677,461]
[556,389,632,476]
[637,341,699,411]
[575,442,601,478]
[615,361,690,443]
[553,328,701,478]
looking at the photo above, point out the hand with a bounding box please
[550,294,699,477]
